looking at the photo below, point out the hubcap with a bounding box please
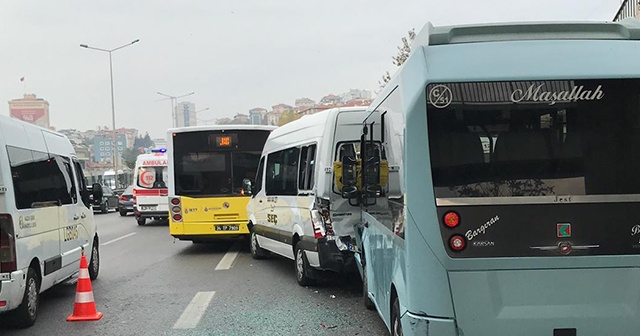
[26,278,37,317]
[296,249,304,280]
[92,245,99,272]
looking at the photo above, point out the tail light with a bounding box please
[171,197,182,222]
[443,211,460,228]
[0,214,17,272]
[119,196,128,201]
[311,210,326,239]
[449,235,466,252]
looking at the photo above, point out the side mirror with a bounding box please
[92,183,103,200]
[242,178,253,196]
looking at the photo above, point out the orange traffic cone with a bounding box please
[66,252,103,322]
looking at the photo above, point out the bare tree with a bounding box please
[379,28,416,89]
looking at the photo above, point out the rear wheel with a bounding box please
[137,217,146,226]
[7,267,40,328]
[119,208,128,216]
[294,242,315,286]
[100,202,108,214]
[391,297,403,336]
[250,229,268,259]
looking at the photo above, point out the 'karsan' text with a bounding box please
[511,84,604,105]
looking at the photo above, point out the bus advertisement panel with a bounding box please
[167,125,276,241]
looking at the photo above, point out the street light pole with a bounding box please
[80,39,139,190]
[157,92,195,128]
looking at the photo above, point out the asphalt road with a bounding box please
[0,209,388,336]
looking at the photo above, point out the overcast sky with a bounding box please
[0,0,623,139]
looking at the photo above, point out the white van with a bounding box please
[132,149,169,226]
[247,107,393,285]
[0,115,100,327]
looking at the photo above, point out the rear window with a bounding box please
[137,166,168,189]
[427,79,640,200]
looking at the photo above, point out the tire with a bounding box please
[7,267,40,328]
[250,229,268,259]
[294,242,315,286]
[363,264,375,310]
[119,208,128,217]
[137,217,146,226]
[88,240,100,280]
[100,202,108,214]
[391,297,403,336]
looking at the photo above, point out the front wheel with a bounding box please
[363,264,375,310]
[7,267,40,328]
[391,297,403,336]
[294,242,315,286]
[88,240,100,280]
[137,217,146,226]
[250,229,268,259]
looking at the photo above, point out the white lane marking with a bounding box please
[214,241,242,270]
[101,232,136,246]
[173,291,216,329]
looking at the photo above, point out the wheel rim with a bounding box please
[26,278,38,317]
[92,245,99,273]
[296,249,304,280]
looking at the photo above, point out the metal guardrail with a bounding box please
[614,0,638,21]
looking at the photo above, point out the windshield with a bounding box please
[173,130,269,196]
[427,79,640,200]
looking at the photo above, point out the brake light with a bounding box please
[171,198,181,205]
[443,211,460,228]
[120,196,128,201]
[311,210,326,239]
[171,198,182,222]
[449,235,466,252]
[0,214,17,272]
[172,214,182,222]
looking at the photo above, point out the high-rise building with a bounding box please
[175,101,197,127]
[92,133,127,163]
[249,107,268,125]
[8,93,51,129]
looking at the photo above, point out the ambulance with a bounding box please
[133,149,169,225]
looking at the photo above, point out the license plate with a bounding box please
[215,225,239,231]
[140,205,157,211]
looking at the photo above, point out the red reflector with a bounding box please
[173,214,182,221]
[171,198,180,205]
[0,301,6,307]
[443,212,460,228]
[449,235,466,252]
[314,231,323,239]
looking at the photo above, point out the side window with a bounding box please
[265,147,299,196]
[73,160,87,193]
[60,156,77,204]
[8,146,74,209]
[298,144,317,191]
[255,157,265,195]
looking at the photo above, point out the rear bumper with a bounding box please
[170,221,250,239]
[135,210,168,219]
[0,270,27,313]
[448,267,640,336]
[299,236,355,273]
